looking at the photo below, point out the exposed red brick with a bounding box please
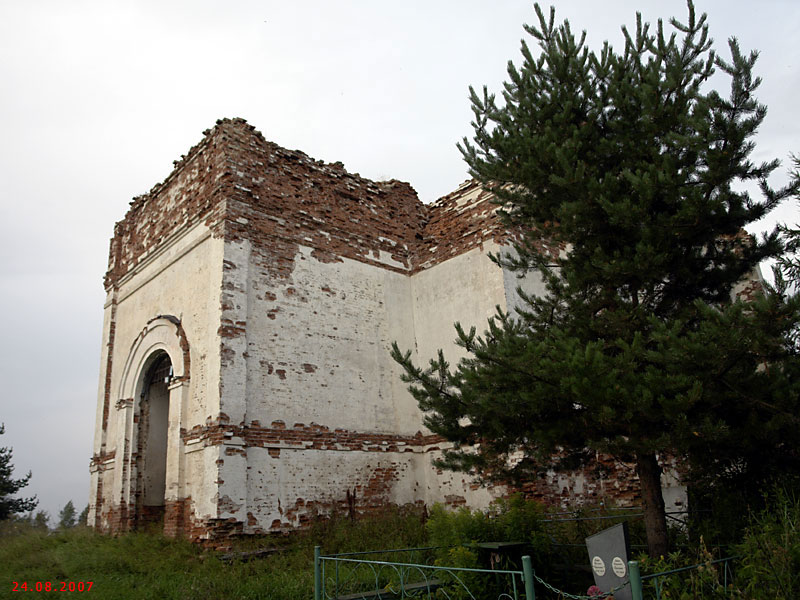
[103,118,510,290]
[217,495,240,513]
[514,453,645,510]
[181,421,444,452]
[99,296,117,442]
[173,318,192,383]
[736,278,764,301]
[103,123,229,290]
[218,321,247,338]
[92,478,104,529]
[89,449,116,469]
[444,495,467,507]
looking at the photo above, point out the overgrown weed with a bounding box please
[0,506,426,599]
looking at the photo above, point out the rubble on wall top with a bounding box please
[106,117,510,288]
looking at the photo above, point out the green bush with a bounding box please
[307,504,427,555]
[431,545,483,600]
[686,474,800,550]
[636,542,732,600]
[425,495,551,599]
[735,488,800,598]
[631,489,800,600]
[426,494,549,550]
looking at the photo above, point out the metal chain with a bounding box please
[531,570,630,600]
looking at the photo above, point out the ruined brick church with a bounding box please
[89,118,684,540]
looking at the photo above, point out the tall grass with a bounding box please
[6,493,797,599]
[0,507,427,600]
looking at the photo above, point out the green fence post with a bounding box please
[629,560,643,600]
[522,555,535,600]
[314,546,322,600]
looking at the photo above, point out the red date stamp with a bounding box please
[12,581,93,592]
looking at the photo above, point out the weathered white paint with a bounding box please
[89,220,225,528]
[206,235,539,529]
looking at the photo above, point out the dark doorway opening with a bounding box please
[135,352,172,528]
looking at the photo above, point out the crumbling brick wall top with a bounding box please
[215,118,429,275]
[104,121,231,290]
[105,117,509,286]
[416,179,509,270]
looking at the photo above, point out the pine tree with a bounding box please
[58,500,76,529]
[31,510,50,530]
[392,2,800,557]
[0,424,37,520]
[78,504,89,527]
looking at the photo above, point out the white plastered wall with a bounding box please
[239,244,419,434]
[90,221,225,525]
[225,238,550,530]
[408,241,548,507]
[216,242,423,528]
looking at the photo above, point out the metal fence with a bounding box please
[639,556,738,600]
[313,546,737,599]
[314,546,535,600]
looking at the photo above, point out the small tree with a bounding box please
[58,500,76,529]
[78,504,89,527]
[31,510,50,530]
[0,424,37,520]
[393,2,800,557]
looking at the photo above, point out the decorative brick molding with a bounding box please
[181,420,444,453]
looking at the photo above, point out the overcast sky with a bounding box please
[0,0,798,522]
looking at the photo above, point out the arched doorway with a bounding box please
[109,315,189,535]
[135,351,172,527]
